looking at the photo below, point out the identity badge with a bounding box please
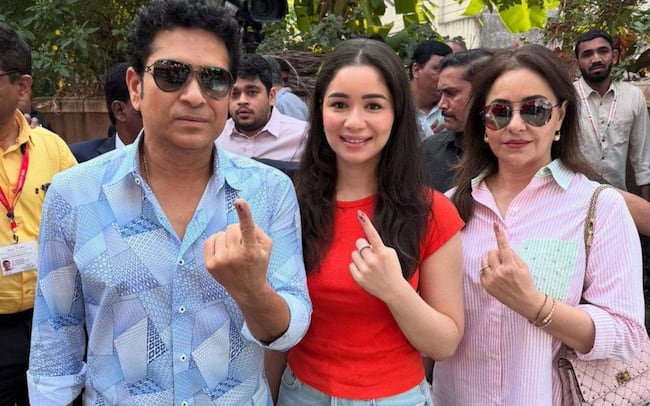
[0,240,38,276]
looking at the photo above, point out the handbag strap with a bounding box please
[584,184,613,261]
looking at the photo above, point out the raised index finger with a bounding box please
[494,223,510,249]
[234,198,257,249]
[357,210,385,248]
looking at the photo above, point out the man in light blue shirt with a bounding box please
[27,1,311,405]
[265,56,309,122]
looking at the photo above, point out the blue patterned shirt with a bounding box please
[27,138,311,405]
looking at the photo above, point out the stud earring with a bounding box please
[553,130,561,141]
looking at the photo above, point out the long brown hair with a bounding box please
[295,38,430,279]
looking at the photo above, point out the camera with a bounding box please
[225,0,288,22]
[225,0,288,52]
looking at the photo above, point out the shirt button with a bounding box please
[178,259,185,266]
[134,178,141,185]
[179,353,187,362]
[181,402,188,406]
[178,306,186,314]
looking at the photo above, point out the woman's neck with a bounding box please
[335,162,377,201]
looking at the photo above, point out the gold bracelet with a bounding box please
[538,298,557,329]
[529,294,548,325]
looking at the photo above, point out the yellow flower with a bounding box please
[57,79,65,89]
[51,44,58,51]
[54,29,61,36]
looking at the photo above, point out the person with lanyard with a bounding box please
[0,22,77,405]
[574,29,650,320]
[573,29,650,200]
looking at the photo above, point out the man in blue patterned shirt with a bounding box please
[27,1,311,405]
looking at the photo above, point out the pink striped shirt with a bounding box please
[432,160,647,406]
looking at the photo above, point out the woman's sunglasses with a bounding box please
[482,97,561,131]
[144,59,233,99]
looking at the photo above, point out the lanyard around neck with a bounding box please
[0,144,30,243]
[577,80,617,141]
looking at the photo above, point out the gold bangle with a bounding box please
[538,298,557,329]
[529,294,548,325]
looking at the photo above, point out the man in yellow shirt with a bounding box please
[0,22,76,405]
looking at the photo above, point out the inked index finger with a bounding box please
[234,198,257,248]
[357,210,385,248]
[494,223,514,261]
[493,222,512,252]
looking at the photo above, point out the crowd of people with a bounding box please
[0,0,649,405]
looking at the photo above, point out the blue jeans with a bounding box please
[277,365,432,405]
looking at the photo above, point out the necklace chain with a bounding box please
[141,147,150,182]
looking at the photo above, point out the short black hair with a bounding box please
[127,0,240,77]
[439,48,494,81]
[574,29,615,58]
[408,40,452,79]
[104,62,131,125]
[237,54,273,94]
[263,56,283,87]
[274,57,291,74]
[0,22,31,81]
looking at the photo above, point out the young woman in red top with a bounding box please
[267,38,465,405]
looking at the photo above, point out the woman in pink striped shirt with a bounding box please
[431,44,647,405]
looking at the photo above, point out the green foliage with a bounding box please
[460,0,560,33]
[0,0,145,96]
[258,7,367,55]
[385,23,444,65]
[259,0,441,64]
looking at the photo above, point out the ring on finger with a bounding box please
[359,245,372,256]
[479,264,490,274]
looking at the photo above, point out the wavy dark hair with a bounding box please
[452,44,593,223]
[295,38,430,279]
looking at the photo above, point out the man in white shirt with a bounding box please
[217,54,308,163]
[573,29,650,200]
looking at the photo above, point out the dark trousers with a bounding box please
[0,309,32,406]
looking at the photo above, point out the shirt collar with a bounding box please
[470,159,573,191]
[417,105,440,120]
[14,110,35,149]
[116,133,249,195]
[231,107,281,139]
[115,132,126,150]
[578,76,616,98]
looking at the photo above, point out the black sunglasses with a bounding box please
[144,59,233,99]
[483,97,561,131]
[0,70,18,78]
